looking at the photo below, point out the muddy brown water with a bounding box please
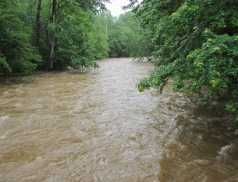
[0,58,238,182]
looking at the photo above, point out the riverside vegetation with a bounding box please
[0,0,238,119]
[0,0,150,76]
[125,0,238,120]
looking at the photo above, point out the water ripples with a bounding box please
[0,58,238,181]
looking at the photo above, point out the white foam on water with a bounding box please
[217,143,238,163]
[1,131,9,139]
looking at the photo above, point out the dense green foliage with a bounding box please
[1,0,237,120]
[107,12,151,58]
[53,11,105,69]
[0,0,43,76]
[94,11,152,58]
[127,0,238,119]
[0,0,150,76]
[1,0,237,121]
[0,0,110,75]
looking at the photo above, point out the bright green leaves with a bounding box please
[133,0,238,120]
[137,77,152,92]
[186,33,238,103]
[173,76,184,92]
[137,62,173,93]
[210,79,219,88]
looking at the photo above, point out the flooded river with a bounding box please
[0,58,238,181]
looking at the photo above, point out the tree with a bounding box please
[46,0,110,70]
[127,0,238,120]
[53,10,100,69]
[93,11,112,59]
[0,0,112,76]
[48,0,56,70]
[0,0,42,76]
[36,0,42,48]
[107,12,152,58]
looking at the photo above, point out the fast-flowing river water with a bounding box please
[0,58,238,182]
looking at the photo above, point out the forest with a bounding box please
[0,0,238,119]
[0,0,150,76]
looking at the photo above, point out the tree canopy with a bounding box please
[0,0,43,76]
[107,12,152,58]
[0,0,149,75]
[127,0,238,120]
[0,0,111,75]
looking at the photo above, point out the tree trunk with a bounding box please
[49,0,57,71]
[36,0,42,48]
[29,0,37,13]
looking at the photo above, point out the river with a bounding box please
[0,58,238,181]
